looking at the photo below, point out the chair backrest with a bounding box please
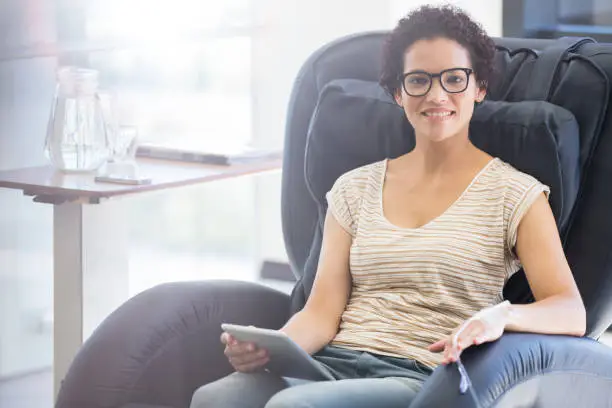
[281,32,612,338]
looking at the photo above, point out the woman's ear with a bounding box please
[475,86,487,103]
[394,90,403,106]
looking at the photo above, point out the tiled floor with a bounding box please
[1,319,611,408]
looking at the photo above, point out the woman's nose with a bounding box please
[426,78,449,103]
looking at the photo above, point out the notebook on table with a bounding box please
[136,140,282,166]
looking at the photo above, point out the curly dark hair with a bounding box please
[380,5,496,98]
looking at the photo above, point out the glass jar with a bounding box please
[44,67,110,172]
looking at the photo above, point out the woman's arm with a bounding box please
[504,192,586,335]
[280,210,352,355]
[430,193,586,364]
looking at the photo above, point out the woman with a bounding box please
[191,5,586,408]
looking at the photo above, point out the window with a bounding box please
[58,0,254,147]
[55,0,262,294]
[557,0,612,26]
[0,1,260,383]
[503,0,612,41]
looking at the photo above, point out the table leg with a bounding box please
[53,199,129,399]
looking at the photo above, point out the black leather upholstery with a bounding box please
[409,333,612,408]
[55,281,290,408]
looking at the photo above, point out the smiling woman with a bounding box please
[392,37,486,143]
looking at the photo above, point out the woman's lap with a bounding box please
[266,377,423,408]
[190,346,430,408]
[191,372,423,408]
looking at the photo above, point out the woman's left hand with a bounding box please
[428,301,511,365]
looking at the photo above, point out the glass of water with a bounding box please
[97,93,142,178]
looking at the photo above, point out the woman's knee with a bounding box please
[190,372,289,408]
[190,379,234,408]
[190,383,214,408]
[265,388,310,408]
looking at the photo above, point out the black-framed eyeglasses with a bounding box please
[401,68,473,97]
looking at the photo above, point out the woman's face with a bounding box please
[395,37,486,144]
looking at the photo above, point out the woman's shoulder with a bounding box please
[485,159,551,215]
[326,160,385,235]
[492,158,548,190]
[332,159,386,191]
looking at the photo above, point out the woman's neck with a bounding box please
[410,134,477,175]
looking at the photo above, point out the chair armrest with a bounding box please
[410,333,612,408]
[56,280,291,408]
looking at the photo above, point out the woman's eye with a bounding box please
[446,75,464,84]
[408,77,429,85]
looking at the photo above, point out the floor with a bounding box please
[1,313,610,407]
[0,369,51,408]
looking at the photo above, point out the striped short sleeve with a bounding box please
[504,169,551,254]
[325,172,360,237]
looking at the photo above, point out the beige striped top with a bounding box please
[325,157,549,369]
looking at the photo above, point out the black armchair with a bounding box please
[56,33,612,408]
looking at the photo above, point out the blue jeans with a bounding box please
[190,345,432,408]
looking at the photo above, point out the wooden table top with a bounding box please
[0,157,282,204]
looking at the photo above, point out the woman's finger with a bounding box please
[448,321,478,362]
[457,322,482,351]
[225,341,257,358]
[472,321,493,345]
[229,348,268,366]
[228,350,266,365]
[233,351,269,371]
[443,337,453,364]
[236,355,270,373]
[220,332,233,345]
[428,338,447,352]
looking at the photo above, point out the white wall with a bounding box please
[252,0,394,265]
[252,0,502,267]
[251,0,394,149]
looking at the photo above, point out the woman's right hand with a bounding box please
[221,332,270,373]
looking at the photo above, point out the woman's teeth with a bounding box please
[423,111,453,117]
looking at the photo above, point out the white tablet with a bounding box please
[221,323,335,381]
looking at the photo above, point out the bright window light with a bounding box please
[85,0,252,42]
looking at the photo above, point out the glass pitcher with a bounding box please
[44,67,110,172]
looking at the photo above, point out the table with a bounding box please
[0,157,282,398]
